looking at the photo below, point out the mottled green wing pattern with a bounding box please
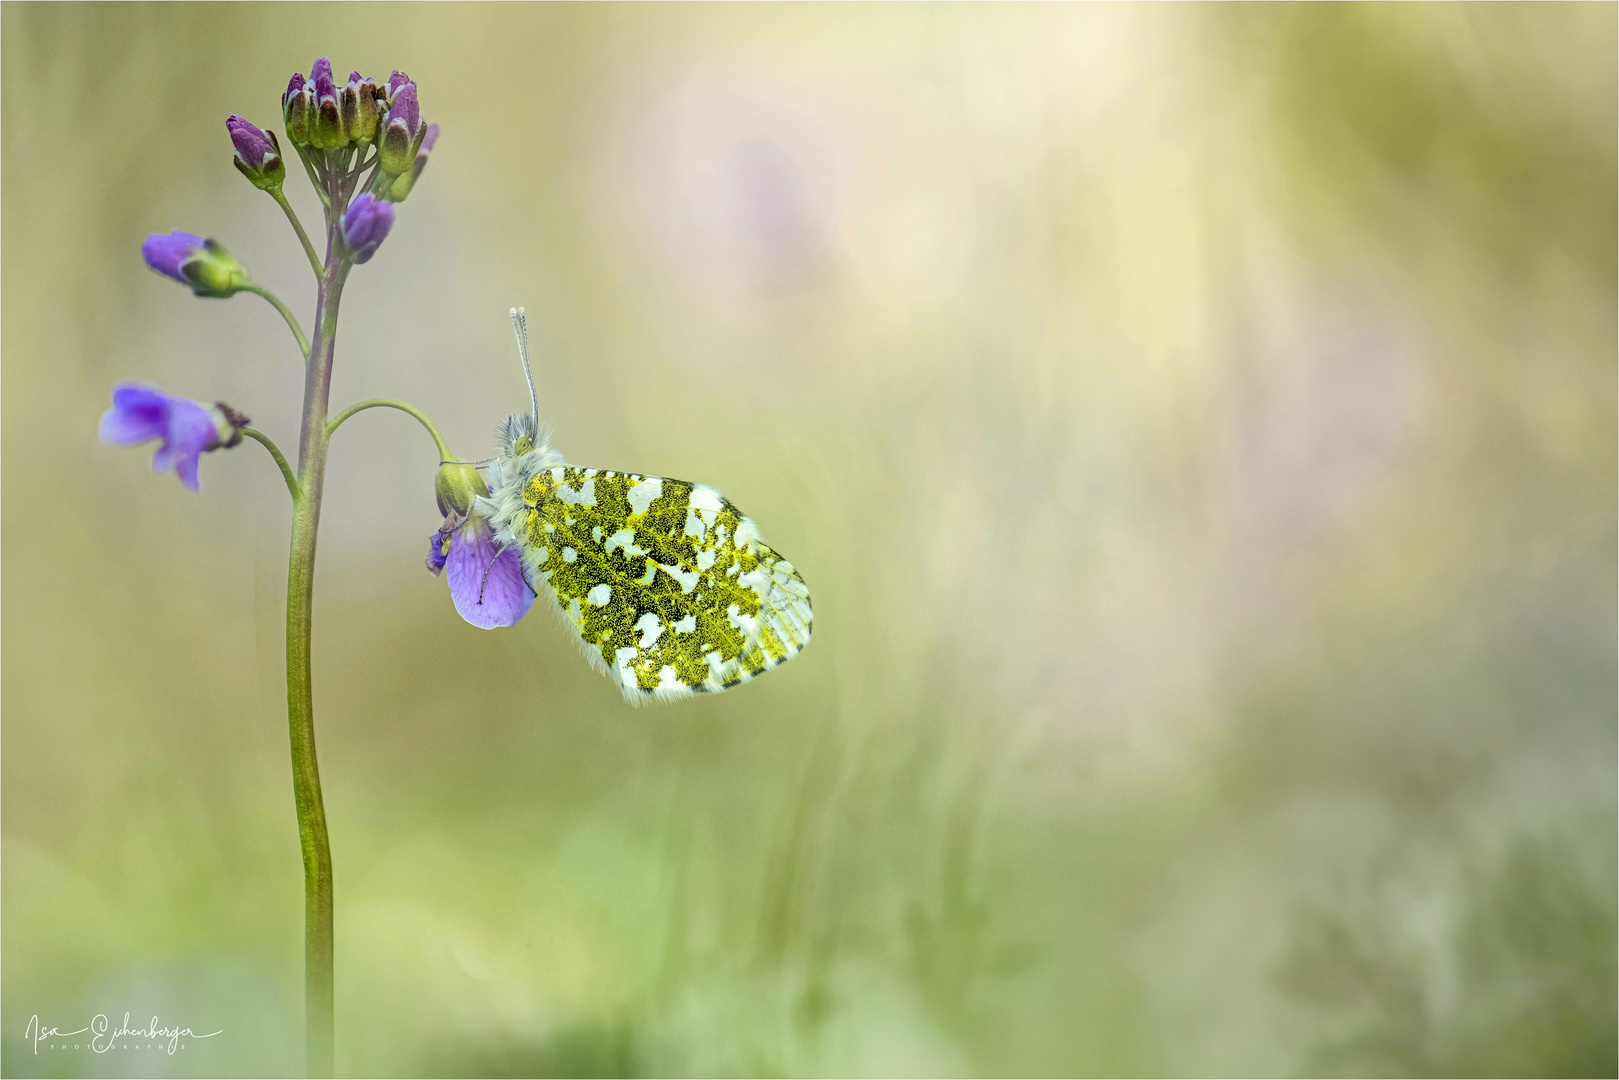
[517,466,812,701]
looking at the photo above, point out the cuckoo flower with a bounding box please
[99,383,246,491]
[227,115,285,192]
[142,231,249,298]
[283,71,311,144]
[309,58,344,149]
[342,71,382,145]
[385,122,438,202]
[425,460,533,628]
[112,56,456,1077]
[340,193,394,263]
[377,79,426,177]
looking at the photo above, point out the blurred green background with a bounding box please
[3,3,1614,1077]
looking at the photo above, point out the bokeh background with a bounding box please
[3,4,1615,1077]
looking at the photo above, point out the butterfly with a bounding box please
[474,309,812,703]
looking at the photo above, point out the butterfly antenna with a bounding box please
[509,306,538,427]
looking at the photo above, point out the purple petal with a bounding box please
[426,525,450,574]
[386,82,419,134]
[174,450,202,492]
[285,71,306,99]
[311,57,333,83]
[142,231,205,281]
[387,70,411,98]
[100,383,218,491]
[226,114,276,167]
[314,69,339,105]
[340,193,394,263]
[99,383,168,443]
[445,518,534,629]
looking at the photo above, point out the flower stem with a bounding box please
[243,283,311,360]
[286,218,351,1078]
[271,190,324,279]
[294,143,330,208]
[242,426,300,499]
[325,398,452,459]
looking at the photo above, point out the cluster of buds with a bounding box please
[280,59,432,201]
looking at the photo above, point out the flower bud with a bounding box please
[309,59,345,149]
[141,232,250,298]
[385,122,438,202]
[434,459,489,517]
[339,194,394,264]
[377,81,425,176]
[283,72,312,145]
[227,115,285,192]
[342,72,381,145]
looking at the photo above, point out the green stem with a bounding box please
[286,210,350,1077]
[242,426,300,500]
[294,142,329,208]
[326,398,452,459]
[271,189,323,278]
[243,283,311,360]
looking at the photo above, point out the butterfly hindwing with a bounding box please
[515,466,811,701]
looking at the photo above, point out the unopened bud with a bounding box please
[434,460,489,517]
[227,115,285,192]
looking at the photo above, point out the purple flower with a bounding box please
[427,527,451,574]
[99,383,233,491]
[377,81,426,176]
[428,514,534,629]
[340,194,394,263]
[142,231,207,282]
[141,231,248,297]
[227,115,285,191]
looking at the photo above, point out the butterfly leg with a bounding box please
[476,542,534,603]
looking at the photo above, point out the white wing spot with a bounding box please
[562,547,577,563]
[587,583,612,607]
[635,611,664,648]
[604,528,646,558]
[695,548,717,571]
[557,478,596,506]
[691,485,724,513]
[673,614,697,633]
[661,562,700,594]
[627,476,663,515]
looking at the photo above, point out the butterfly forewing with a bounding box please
[517,466,811,701]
